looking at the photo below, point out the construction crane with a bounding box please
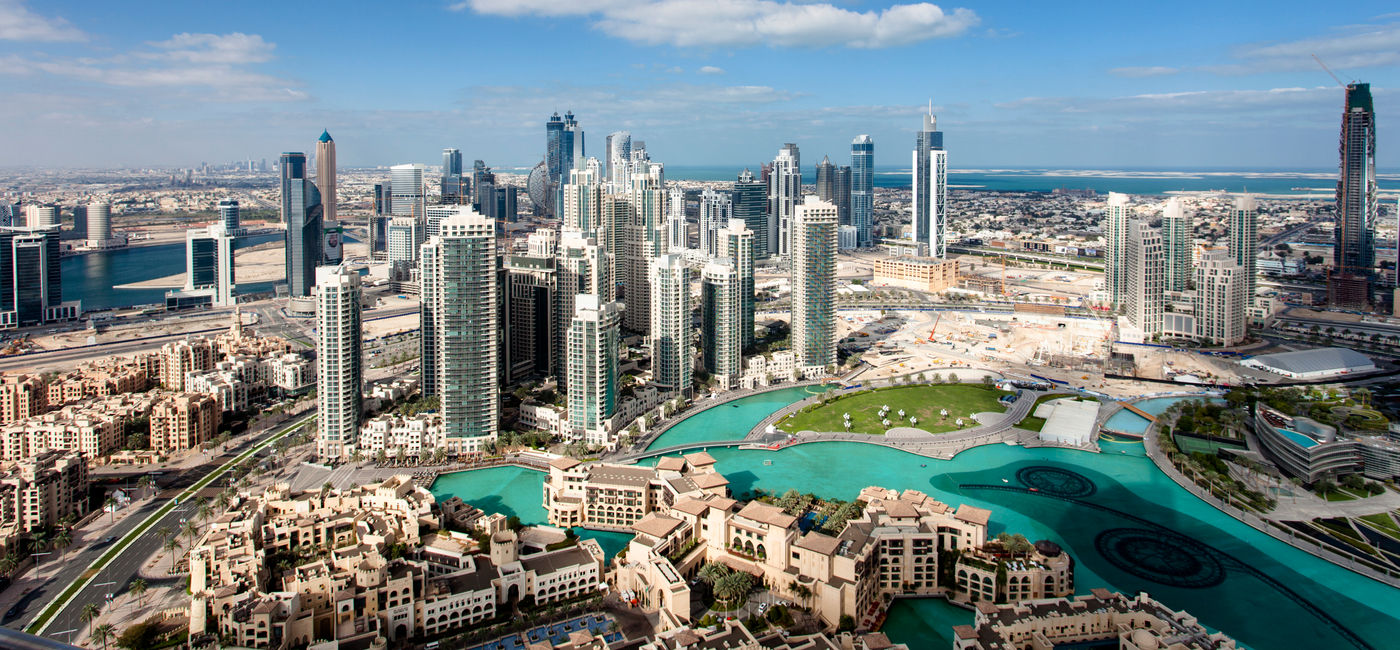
[927,313,941,343]
[1312,54,1346,87]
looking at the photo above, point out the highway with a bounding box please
[18,411,311,641]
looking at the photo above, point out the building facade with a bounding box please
[315,266,363,463]
[791,198,839,371]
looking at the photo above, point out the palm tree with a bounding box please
[0,555,16,576]
[128,578,147,608]
[54,529,72,556]
[162,537,181,575]
[30,530,47,555]
[181,520,200,558]
[91,623,115,650]
[714,572,753,603]
[104,496,118,523]
[197,502,214,526]
[697,562,729,585]
[80,602,100,627]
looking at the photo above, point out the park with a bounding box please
[778,383,1012,435]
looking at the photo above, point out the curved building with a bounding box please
[1251,404,1360,483]
[87,203,111,246]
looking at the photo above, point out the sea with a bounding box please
[665,165,1400,197]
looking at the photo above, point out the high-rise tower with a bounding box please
[716,218,755,351]
[87,203,112,248]
[442,148,465,202]
[699,188,732,257]
[315,130,336,223]
[851,135,874,247]
[566,294,622,446]
[791,197,838,370]
[185,224,236,307]
[556,230,612,390]
[218,199,240,233]
[732,169,769,260]
[1329,82,1377,309]
[623,164,667,333]
[769,144,801,258]
[314,265,361,463]
[701,261,741,389]
[419,210,498,451]
[280,152,322,298]
[650,253,691,397]
[1161,198,1192,292]
[1123,218,1164,339]
[911,105,947,258]
[1103,192,1131,308]
[1227,195,1258,302]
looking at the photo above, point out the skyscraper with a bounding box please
[25,205,57,229]
[791,197,838,370]
[442,148,465,203]
[699,188,732,257]
[0,226,64,327]
[316,130,336,223]
[1160,198,1192,292]
[716,218,755,351]
[666,187,688,251]
[1103,192,1131,308]
[87,203,111,248]
[420,210,498,451]
[185,224,236,307]
[546,111,583,189]
[815,156,852,226]
[504,253,555,383]
[556,230,613,389]
[1227,195,1258,302]
[566,294,622,446]
[650,253,691,397]
[280,152,322,298]
[562,158,606,235]
[701,261,740,389]
[769,144,801,258]
[1329,82,1377,309]
[387,218,420,265]
[911,106,947,258]
[1123,218,1164,340]
[314,265,362,463]
[607,131,631,187]
[390,164,426,220]
[1195,250,1247,346]
[732,169,769,260]
[622,164,667,333]
[218,199,240,233]
[70,205,86,240]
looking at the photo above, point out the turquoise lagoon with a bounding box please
[644,384,833,450]
[433,396,1398,650]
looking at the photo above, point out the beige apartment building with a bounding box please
[872,256,959,293]
[0,450,88,553]
[0,374,47,424]
[952,589,1237,650]
[150,393,220,453]
[190,476,605,649]
[546,457,1070,632]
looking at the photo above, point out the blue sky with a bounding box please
[1,0,1396,170]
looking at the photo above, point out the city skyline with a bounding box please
[0,1,1396,169]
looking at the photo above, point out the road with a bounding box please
[17,411,311,641]
[0,327,229,373]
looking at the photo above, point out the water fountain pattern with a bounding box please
[965,467,1374,650]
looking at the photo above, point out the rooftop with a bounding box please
[1246,347,1376,376]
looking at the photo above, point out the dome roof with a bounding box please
[1130,629,1160,649]
[318,129,333,143]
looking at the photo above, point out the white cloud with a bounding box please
[1210,21,1400,74]
[0,0,85,42]
[996,86,1340,115]
[0,31,305,102]
[698,65,725,75]
[145,33,275,65]
[458,0,978,48]
[1108,66,1178,78]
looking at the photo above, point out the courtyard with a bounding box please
[779,384,1011,435]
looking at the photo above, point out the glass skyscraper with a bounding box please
[851,135,874,248]
[911,107,947,258]
[281,152,322,298]
[732,169,769,260]
[1328,82,1376,309]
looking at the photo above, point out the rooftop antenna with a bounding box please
[1311,54,1346,87]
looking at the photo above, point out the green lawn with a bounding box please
[779,384,1010,435]
[1015,394,1064,433]
[1358,512,1400,540]
[1320,489,1358,502]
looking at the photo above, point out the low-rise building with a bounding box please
[0,374,47,424]
[189,476,605,648]
[0,450,88,553]
[0,393,157,461]
[357,414,445,459]
[873,256,958,293]
[150,393,221,453]
[952,589,1237,650]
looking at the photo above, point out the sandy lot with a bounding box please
[115,241,370,289]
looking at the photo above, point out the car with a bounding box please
[757,603,769,614]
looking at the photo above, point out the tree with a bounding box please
[128,578,148,608]
[54,529,72,556]
[181,520,200,558]
[105,496,118,523]
[91,623,116,650]
[714,571,754,603]
[838,614,856,632]
[697,562,730,585]
[81,602,101,627]
[376,449,388,466]
[117,620,159,650]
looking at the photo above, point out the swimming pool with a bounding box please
[1277,427,1321,448]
